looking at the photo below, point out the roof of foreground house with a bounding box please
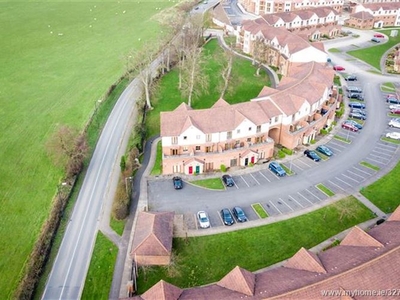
[129,206,400,300]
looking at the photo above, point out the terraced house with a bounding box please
[160,61,337,175]
[238,0,343,16]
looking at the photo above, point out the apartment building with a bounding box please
[346,2,400,28]
[160,60,337,175]
[238,0,343,16]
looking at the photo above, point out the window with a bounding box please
[247,138,251,142]
[206,134,211,142]
[274,116,278,123]
[183,136,187,140]
[183,146,188,152]
[256,125,261,133]
[171,149,178,155]
[248,127,252,131]
[195,146,200,151]
[171,136,178,144]
[237,129,241,134]
[227,131,232,139]
[196,135,201,139]
[205,146,211,153]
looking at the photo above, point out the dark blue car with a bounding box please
[269,161,286,176]
[349,102,366,109]
[316,145,333,157]
[304,150,321,162]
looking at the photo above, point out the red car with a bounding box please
[391,109,400,115]
[333,65,345,71]
[374,33,384,38]
[342,122,359,132]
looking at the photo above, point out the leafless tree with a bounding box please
[252,36,269,76]
[219,44,234,98]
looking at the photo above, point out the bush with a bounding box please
[310,139,316,144]
[281,147,293,155]
[112,180,129,220]
[277,150,286,159]
[220,164,227,172]
[320,129,328,135]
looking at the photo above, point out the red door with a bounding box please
[189,166,193,174]
[251,156,255,164]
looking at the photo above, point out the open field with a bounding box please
[0,1,175,297]
[136,197,373,293]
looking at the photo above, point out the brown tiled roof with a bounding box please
[141,280,182,300]
[285,247,327,274]
[350,10,374,20]
[388,206,400,221]
[340,226,384,247]
[217,266,255,296]
[131,211,174,257]
[362,2,400,11]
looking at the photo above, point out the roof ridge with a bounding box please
[285,247,327,274]
[340,226,384,248]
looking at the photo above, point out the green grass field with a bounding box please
[0,1,175,298]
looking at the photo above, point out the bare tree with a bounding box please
[219,44,234,98]
[252,36,269,76]
[47,125,89,177]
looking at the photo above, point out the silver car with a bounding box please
[389,118,400,128]
[197,211,210,228]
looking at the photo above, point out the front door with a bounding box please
[244,158,248,166]
[189,166,193,174]
[251,156,255,164]
[195,165,200,174]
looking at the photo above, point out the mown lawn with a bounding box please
[0,1,174,297]
[145,39,271,137]
[136,196,373,293]
[361,161,400,213]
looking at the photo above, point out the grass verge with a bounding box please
[360,161,400,213]
[334,135,351,143]
[252,203,268,218]
[190,178,225,190]
[281,164,294,175]
[360,161,380,171]
[381,137,400,144]
[316,184,335,197]
[136,196,373,293]
[150,141,163,175]
[81,232,118,299]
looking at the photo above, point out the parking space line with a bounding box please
[372,149,392,157]
[296,159,312,167]
[341,173,360,183]
[353,166,375,175]
[240,175,250,187]
[367,155,389,164]
[193,213,199,230]
[375,145,397,153]
[258,171,271,182]
[346,169,365,180]
[378,143,398,151]
[291,161,304,170]
[279,197,294,211]
[369,153,390,161]
[306,188,321,201]
[297,192,313,205]
[335,176,353,187]
[328,180,345,191]
[250,173,260,185]
[288,195,304,208]
[269,201,282,214]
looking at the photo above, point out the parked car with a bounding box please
[374,33,384,38]
[351,108,367,116]
[269,161,286,177]
[316,145,333,157]
[344,120,363,130]
[333,65,345,71]
[342,122,359,132]
[349,112,367,120]
[345,75,357,81]
[197,211,210,228]
[222,174,234,187]
[220,208,234,226]
[386,96,400,104]
[389,104,400,110]
[346,86,362,93]
[172,176,183,189]
[232,206,248,222]
[347,93,364,100]
[390,108,400,115]
[348,102,366,109]
[386,132,400,140]
[389,118,400,128]
[371,37,381,43]
[304,149,321,162]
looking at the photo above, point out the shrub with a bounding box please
[320,129,328,135]
[220,164,227,172]
[112,179,129,220]
[120,155,126,171]
[281,147,293,155]
[277,150,286,159]
[310,139,316,144]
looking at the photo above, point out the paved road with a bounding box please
[147,28,400,233]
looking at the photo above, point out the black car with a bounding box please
[222,174,234,187]
[232,206,247,222]
[172,176,183,189]
[304,150,321,162]
[386,97,400,104]
[220,208,234,226]
[345,75,357,81]
[348,102,366,109]
[349,112,366,120]
[347,93,364,100]
[269,161,286,176]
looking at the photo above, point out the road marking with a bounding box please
[335,176,353,187]
[250,173,260,185]
[372,149,392,157]
[305,188,321,201]
[288,195,304,208]
[366,156,387,165]
[296,159,311,168]
[328,180,345,191]
[341,173,360,183]
[297,191,313,205]
[378,143,397,150]
[290,161,303,171]
[369,153,390,161]
[279,197,294,211]
[258,171,270,182]
[240,175,250,187]
[346,169,365,179]
[269,200,282,214]
[353,166,375,175]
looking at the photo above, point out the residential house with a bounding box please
[160,60,336,175]
[238,0,343,16]
[346,2,400,29]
